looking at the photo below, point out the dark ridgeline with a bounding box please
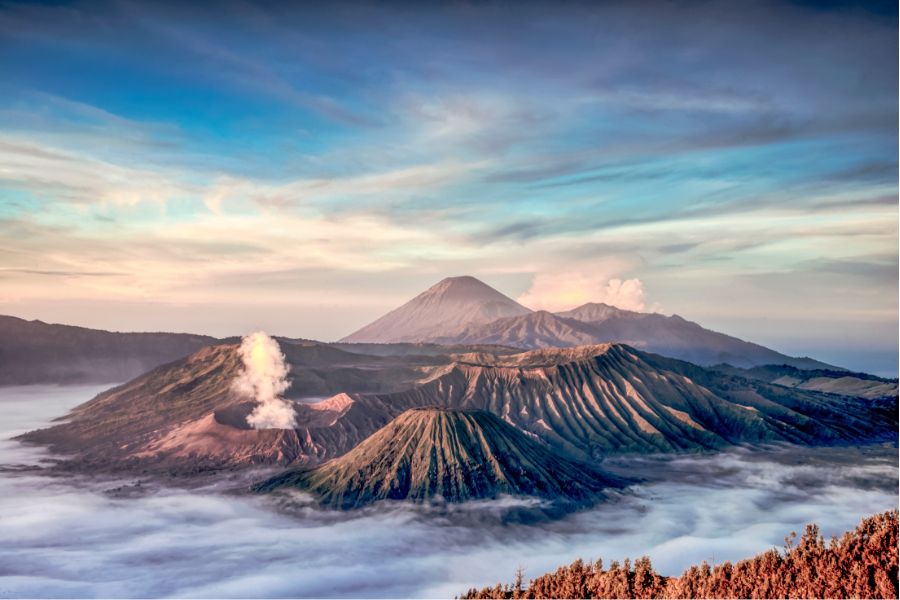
[460,510,899,599]
[0,314,220,384]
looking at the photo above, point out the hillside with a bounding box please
[461,510,898,599]
[435,311,602,348]
[357,345,892,460]
[440,306,836,370]
[341,276,531,343]
[255,408,625,508]
[713,363,898,399]
[0,314,220,385]
[15,340,509,471]
[19,343,895,473]
[559,304,836,369]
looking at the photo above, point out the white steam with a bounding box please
[233,331,297,429]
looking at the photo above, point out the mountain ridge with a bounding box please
[0,314,223,385]
[340,276,840,370]
[19,342,894,473]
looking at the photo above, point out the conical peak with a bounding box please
[340,275,530,343]
[420,276,517,302]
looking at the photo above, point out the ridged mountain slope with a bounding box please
[434,310,601,347]
[16,341,457,470]
[351,345,891,460]
[255,407,625,508]
[20,344,894,473]
[439,303,837,369]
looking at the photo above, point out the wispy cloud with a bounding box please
[0,0,895,364]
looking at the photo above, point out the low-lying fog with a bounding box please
[1,386,896,598]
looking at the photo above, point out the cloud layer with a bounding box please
[1,386,897,598]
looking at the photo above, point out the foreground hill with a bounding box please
[339,277,839,370]
[19,343,895,473]
[0,315,220,385]
[461,510,898,599]
[255,408,625,508]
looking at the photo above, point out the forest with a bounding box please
[460,510,898,599]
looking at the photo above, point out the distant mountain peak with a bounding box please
[340,275,531,343]
[555,302,635,322]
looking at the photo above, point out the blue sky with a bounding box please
[0,0,896,374]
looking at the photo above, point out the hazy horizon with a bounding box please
[3,269,897,376]
[1,0,897,375]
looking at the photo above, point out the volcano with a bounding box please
[19,342,895,474]
[340,276,531,343]
[254,407,626,508]
[339,277,839,370]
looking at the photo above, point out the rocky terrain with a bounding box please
[340,277,839,369]
[18,342,896,474]
[255,407,626,508]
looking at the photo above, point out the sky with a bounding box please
[0,0,896,373]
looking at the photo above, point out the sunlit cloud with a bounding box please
[518,270,648,313]
[0,0,894,369]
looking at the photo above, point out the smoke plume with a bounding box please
[233,331,296,429]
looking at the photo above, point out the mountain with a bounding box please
[0,315,221,385]
[354,345,892,460]
[15,339,515,471]
[712,363,898,400]
[555,302,631,322]
[555,303,837,369]
[20,343,894,473]
[254,407,625,508]
[341,277,839,370]
[435,310,602,347]
[439,301,838,370]
[340,276,531,343]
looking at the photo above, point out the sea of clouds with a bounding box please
[0,385,896,598]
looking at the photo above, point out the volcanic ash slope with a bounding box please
[255,407,626,508]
